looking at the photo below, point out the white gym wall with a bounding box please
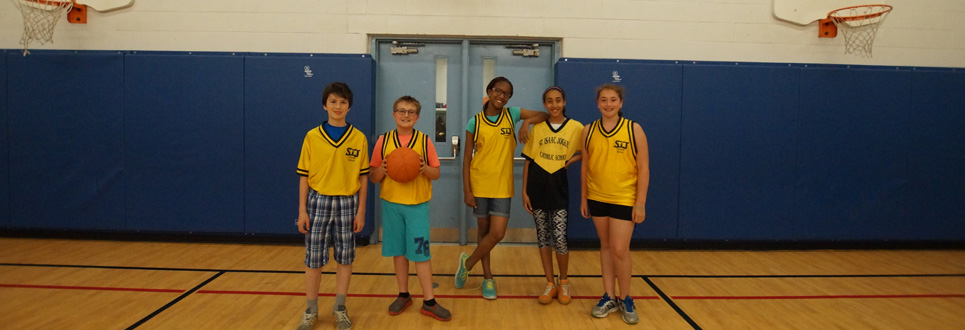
[0,0,962,67]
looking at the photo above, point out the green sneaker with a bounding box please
[454,252,469,289]
[481,278,497,300]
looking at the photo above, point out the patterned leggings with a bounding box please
[533,209,568,255]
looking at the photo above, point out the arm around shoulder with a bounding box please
[517,108,548,144]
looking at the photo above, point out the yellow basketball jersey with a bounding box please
[297,124,370,196]
[523,119,584,174]
[379,129,432,205]
[469,108,516,198]
[585,117,638,206]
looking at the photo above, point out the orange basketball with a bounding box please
[385,147,422,183]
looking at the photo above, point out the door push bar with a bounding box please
[438,135,525,161]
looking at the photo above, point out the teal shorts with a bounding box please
[381,200,432,262]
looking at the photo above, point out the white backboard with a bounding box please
[773,0,890,25]
[75,0,134,12]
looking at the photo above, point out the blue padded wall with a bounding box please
[0,51,7,227]
[1,50,961,243]
[906,71,965,240]
[7,52,126,230]
[679,65,799,240]
[556,59,682,240]
[796,68,912,240]
[244,55,376,235]
[125,53,245,233]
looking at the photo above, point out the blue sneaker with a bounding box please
[591,293,619,318]
[454,252,469,289]
[481,278,497,300]
[621,295,640,324]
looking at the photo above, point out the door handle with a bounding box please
[439,135,460,160]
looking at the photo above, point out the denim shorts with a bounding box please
[472,197,511,218]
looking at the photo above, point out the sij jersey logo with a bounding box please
[500,128,513,136]
[613,140,629,152]
[345,148,360,160]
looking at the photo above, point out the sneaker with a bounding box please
[557,279,571,305]
[591,293,620,318]
[296,311,317,330]
[388,295,412,315]
[481,278,497,300]
[420,302,452,321]
[333,308,352,330]
[454,252,470,289]
[621,296,640,324]
[538,281,557,304]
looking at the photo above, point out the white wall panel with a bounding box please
[0,0,961,67]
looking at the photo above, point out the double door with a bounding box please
[374,39,556,244]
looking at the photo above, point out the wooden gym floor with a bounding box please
[1,238,963,329]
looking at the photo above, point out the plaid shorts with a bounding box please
[304,190,358,269]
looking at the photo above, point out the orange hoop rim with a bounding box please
[20,0,73,7]
[828,4,893,22]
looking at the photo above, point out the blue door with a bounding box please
[375,39,556,244]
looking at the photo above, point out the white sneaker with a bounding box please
[333,308,352,330]
[591,294,620,318]
[296,311,317,330]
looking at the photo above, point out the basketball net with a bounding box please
[828,5,892,58]
[10,0,74,55]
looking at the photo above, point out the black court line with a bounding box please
[125,271,225,330]
[643,276,702,330]
[4,262,965,279]
[0,262,241,273]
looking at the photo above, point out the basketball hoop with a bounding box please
[827,4,893,58]
[10,0,74,56]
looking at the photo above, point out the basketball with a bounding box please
[385,147,422,183]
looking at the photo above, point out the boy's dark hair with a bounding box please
[483,77,514,110]
[322,82,354,108]
[393,95,422,115]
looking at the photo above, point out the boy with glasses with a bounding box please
[369,95,451,321]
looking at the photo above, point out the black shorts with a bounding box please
[587,199,633,221]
